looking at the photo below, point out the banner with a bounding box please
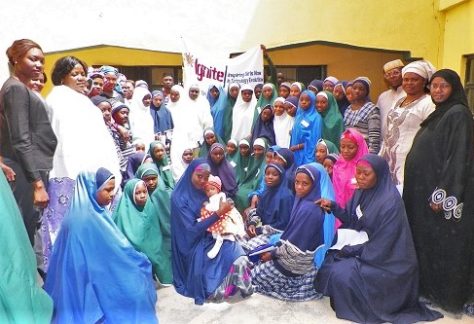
[182,42,264,91]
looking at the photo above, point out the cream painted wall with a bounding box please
[440,0,474,78]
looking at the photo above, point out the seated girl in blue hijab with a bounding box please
[45,168,158,324]
[315,154,442,323]
[171,159,253,305]
[251,164,326,301]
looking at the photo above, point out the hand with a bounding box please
[1,163,16,181]
[216,197,232,216]
[250,195,259,209]
[260,251,272,263]
[315,198,332,212]
[33,180,49,209]
[247,224,257,238]
[289,145,298,152]
[117,125,130,141]
[430,202,442,213]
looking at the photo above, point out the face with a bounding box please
[225,143,236,155]
[316,96,329,113]
[430,76,453,104]
[152,95,163,107]
[210,87,219,99]
[273,101,285,116]
[135,143,145,152]
[340,138,358,161]
[323,158,335,177]
[28,74,45,92]
[351,82,368,101]
[142,94,151,107]
[162,76,174,89]
[204,185,219,198]
[62,63,87,93]
[285,102,297,117]
[345,86,354,103]
[97,102,112,123]
[355,163,377,189]
[323,81,335,92]
[142,175,158,192]
[241,90,253,103]
[262,87,273,99]
[333,85,344,101]
[134,182,148,206]
[182,150,194,163]
[16,47,45,80]
[254,87,262,99]
[229,86,239,99]
[170,90,180,102]
[191,169,210,190]
[92,77,104,93]
[299,93,311,110]
[279,86,290,98]
[290,85,301,97]
[205,132,217,145]
[384,68,403,88]
[103,73,118,93]
[261,108,273,122]
[315,144,327,163]
[277,73,285,84]
[239,144,250,156]
[265,151,273,164]
[113,108,129,125]
[253,145,265,158]
[294,172,313,198]
[264,167,281,187]
[210,147,225,164]
[95,179,116,206]
[189,87,200,100]
[272,154,286,167]
[402,72,426,96]
[153,145,166,161]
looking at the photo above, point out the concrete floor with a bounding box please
[156,286,474,324]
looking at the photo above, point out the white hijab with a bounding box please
[272,97,294,148]
[47,85,121,183]
[231,84,257,142]
[129,86,155,149]
[187,84,213,145]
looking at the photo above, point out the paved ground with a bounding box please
[156,286,474,324]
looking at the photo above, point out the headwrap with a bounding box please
[111,100,129,115]
[402,60,436,80]
[100,65,118,76]
[284,96,299,108]
[308,79,324,92]
[207,175,222,191]
[96,167,115,192]
[280,82,291,90]
[91,95,111,107]
[324,76,339,86]
[383,59,404,73]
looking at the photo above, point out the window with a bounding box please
[264,65,326,86]
[115,66,182,91]
[465,55,474,113]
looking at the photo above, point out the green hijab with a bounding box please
[199,127,225,158]
[234,138,251,184]
[317,91,344,147]
[222,84,240,143]
[0,172,53,323]
[149,140,175,190]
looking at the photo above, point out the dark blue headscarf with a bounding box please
[125,151,147,182]
[280,164,325,252]
[45,170,157,323]
[256,163,294,231]
[250,104,276,146]
[171,158,244,305]
[207,143,238,198]
[274,147,296,190]
[290,90,323,166]
[150,90,174,133]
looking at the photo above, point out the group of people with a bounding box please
[1,38,473,324]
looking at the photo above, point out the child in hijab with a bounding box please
[323,154,338,179]
[314,138,339,164]
[198,175,246,259]
[273,97,294,148]
[250,104,276,146]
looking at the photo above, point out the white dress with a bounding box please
[231,87,257,142]
[380,94,434,189]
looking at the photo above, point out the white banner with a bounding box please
[182,42,264,91]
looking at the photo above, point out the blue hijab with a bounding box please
[279,164,325,252]
[274,147,296,191]
[290,90,323,166]
[250,104,276,146]
[171,158,244,305]
[150,90,174,133]
[308,163,336,268]
[125,151,147,181]
[209,85,228,139]
[256,163,294,231]
[207,143,238,198]
[45,170,157,324]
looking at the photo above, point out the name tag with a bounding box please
[300,119,309,128]
[162,165,171,171]
[356,205,363,219]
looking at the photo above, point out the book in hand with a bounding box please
[329,229,369,251]
[247,243,277,263]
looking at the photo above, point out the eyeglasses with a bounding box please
[429,83,451,90]
[384,70,401,78]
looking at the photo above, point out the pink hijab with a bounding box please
[332,128,369,211]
